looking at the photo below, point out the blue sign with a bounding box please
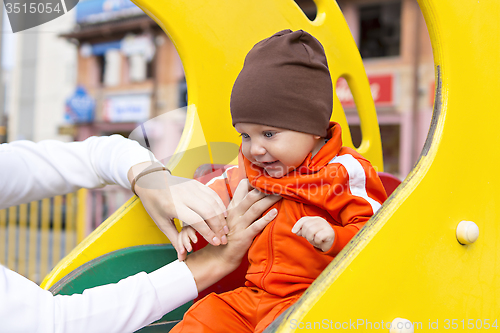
[76,0,143,24]
[103,93,151,123]
[65,86,95,124]
[91,40,122,55]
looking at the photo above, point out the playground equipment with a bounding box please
[41,0,500,331]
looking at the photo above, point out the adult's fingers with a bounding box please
[246,208,278,237]
[231,189,268,217]
[228,179,251,210]
[197,185,227,217]
[156,218,180,247]
[234,194,281,230]
[177,208,220,246]
[185,198,226,244]
[169,177,227,238]
[195,185,228,231]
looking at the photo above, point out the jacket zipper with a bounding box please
[260,217,276,290]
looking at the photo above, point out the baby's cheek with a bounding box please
[240,146,251,160]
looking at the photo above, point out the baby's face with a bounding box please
[235,123,322,178]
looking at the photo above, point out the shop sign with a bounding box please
[65,86,95,124]
[103,93,151,123]
[76,0,143,24]
[336,74,394,107]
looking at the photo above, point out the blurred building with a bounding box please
[61,0,186,144]
[342,0,434,179]
[3,0,433,177]
[6,6,77,142]
[299,0,434,178]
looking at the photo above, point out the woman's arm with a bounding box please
[0,136,228,246]
[0,261,196,333]
[0,135,155,209]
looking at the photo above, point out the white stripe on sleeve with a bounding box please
[204,165,238,187]
[329,154,381,214]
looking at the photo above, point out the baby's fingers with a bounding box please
[315,228,335,243]
[291,216,310,235]
[186,227,198,245]
[177,230,194,261]
[176,239,187,261]
[181,230,194,253]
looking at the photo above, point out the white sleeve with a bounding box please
[0,261,198,333]
[0,135,159,209]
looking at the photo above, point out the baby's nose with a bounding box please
[250,143,266,156]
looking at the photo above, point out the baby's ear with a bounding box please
[313,135,322,140]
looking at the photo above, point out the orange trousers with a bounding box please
[170,287,302,333]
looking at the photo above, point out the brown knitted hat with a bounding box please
[230,29,333,137]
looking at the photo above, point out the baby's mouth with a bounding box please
[264,161,283,171]
[256,160,279,168]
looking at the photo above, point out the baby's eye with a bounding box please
[263,131,275,138]
[240,133,250,139]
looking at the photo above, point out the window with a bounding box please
[146,59,154,79]
[96,55,105,83]
[349,123,400,176]
[379,123,400,176]
[359,1,401,59]
[293,0,317,21]
[178,76,188,108]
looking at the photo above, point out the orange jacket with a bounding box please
[207,123,387,297]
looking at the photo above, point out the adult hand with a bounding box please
[128,162,228,254]
[184,179,282,292]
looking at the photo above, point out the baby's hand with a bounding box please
[177,225,198,261]
[291,216,335,252]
